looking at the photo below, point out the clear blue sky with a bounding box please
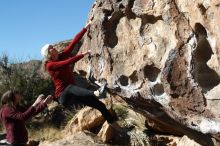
[0,0,95,62]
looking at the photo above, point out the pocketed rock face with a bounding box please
[55,0,220,145]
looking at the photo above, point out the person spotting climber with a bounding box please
[0,90,52,146]
[40,20,117,125]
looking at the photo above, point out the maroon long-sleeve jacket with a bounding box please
[0,103,47,144]
[45,28,87,98]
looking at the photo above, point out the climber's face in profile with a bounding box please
[48,45,59,60]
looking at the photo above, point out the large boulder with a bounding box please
[71,0,220,145]
[50,0,220,145]
[65,97,114,134]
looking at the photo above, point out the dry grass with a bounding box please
[28,126,65,141]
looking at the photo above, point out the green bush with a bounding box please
[0,54,53,107]
[113,104,128,119]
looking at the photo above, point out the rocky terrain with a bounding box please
[26,0,220,145]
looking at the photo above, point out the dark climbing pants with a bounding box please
[59,85,115,124]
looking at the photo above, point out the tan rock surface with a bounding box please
[51,0,220,145]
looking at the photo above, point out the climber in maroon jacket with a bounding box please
[40,20,117,125]
[0,90,52,146]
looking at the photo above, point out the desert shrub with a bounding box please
[0,54,53,107]
[113,104,128,119]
